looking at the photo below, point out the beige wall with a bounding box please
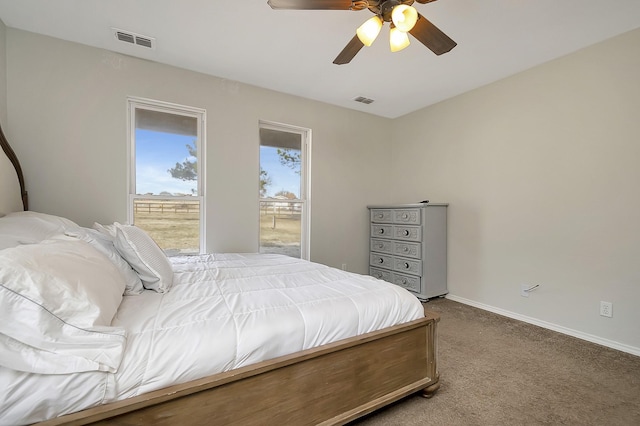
[4,26,640,353]
[4,28,392,271]
[390,28,640,352]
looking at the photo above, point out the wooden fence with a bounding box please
[134,200,200,215]
[259,200,302,217]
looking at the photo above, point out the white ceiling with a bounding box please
[1,0,639,118]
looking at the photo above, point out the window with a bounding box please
[127,97,206,255]
[259,121,310,259]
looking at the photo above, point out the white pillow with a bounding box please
[2,210,80,230]
[0,237,127,373]
[113,223,174,293]
[93,221,117,238]
[64,228,145,295]
[0,210,80,250]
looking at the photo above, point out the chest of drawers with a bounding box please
[368,203,448,301]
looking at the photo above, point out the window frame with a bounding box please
[258,120,311,260]
[127,96,207,254]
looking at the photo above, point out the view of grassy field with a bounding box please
[259,211,301,257]
[133,200,200,254]
[133,199,301,257]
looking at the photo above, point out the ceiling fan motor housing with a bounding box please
[366,0,415,22]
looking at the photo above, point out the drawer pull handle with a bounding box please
[376,273,382,278]
[401,279,407,285]
[402,213,408,219]
[378,258,384,264]
[377,244,384,249]
[378,229,385,234]
[403,230,410,236]
[378,213,384,218]
[404,262,410,269]
[403,247,409,252]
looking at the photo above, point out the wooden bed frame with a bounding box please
[0,122,28,211]
[0,121,440,425]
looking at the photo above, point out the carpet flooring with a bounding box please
[351,298,640,425]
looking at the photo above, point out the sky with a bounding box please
[135,129,198,195]
[260,145,300,198]
[135,129,300,197]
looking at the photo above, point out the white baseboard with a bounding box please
[445,294,640,357]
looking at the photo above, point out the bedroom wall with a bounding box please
[5,25,639,354]
[4,28,392,271]
[389,28,640,353]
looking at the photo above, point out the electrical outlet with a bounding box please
[520,283,530,297]
[600,301,613,318]
[341,263,347,271]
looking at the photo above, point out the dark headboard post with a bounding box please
[0,121,28,211]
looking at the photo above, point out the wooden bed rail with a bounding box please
[38,312,440,426]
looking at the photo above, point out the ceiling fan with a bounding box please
[267,0,456,64]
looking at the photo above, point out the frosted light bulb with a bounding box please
[391,5,418,32]
[389,26,410,52]
[356,16,383,47]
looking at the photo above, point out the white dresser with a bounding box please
[368,203,448,301]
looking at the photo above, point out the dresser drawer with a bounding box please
[393,209,421,225]
[392,273,421,293]
[370,253,394,269]
[394,257,422,276]
[370,209,393,223]
[393,241,421,259]
[393,225,421,242]
[370,238,393,254]
[369,267,392,282]
[371,224,393,238]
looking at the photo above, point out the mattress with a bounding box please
[0,253,423,425]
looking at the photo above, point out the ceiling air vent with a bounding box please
[112,28,155,49]
[135,36,153,49]
[353,96,374,105]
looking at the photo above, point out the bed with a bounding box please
[0,121,440,425]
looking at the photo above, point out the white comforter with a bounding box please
[0,253,423,424]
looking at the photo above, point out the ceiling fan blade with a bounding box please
[409,13,456,55]
[333,35,364,65]
[267,0,354,10]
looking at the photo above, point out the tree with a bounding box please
[168,141,197,181]
[277,148,301,174]
[275,190,297,199]
[260,167,271,197]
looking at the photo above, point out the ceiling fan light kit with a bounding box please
[267,0,457,64]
